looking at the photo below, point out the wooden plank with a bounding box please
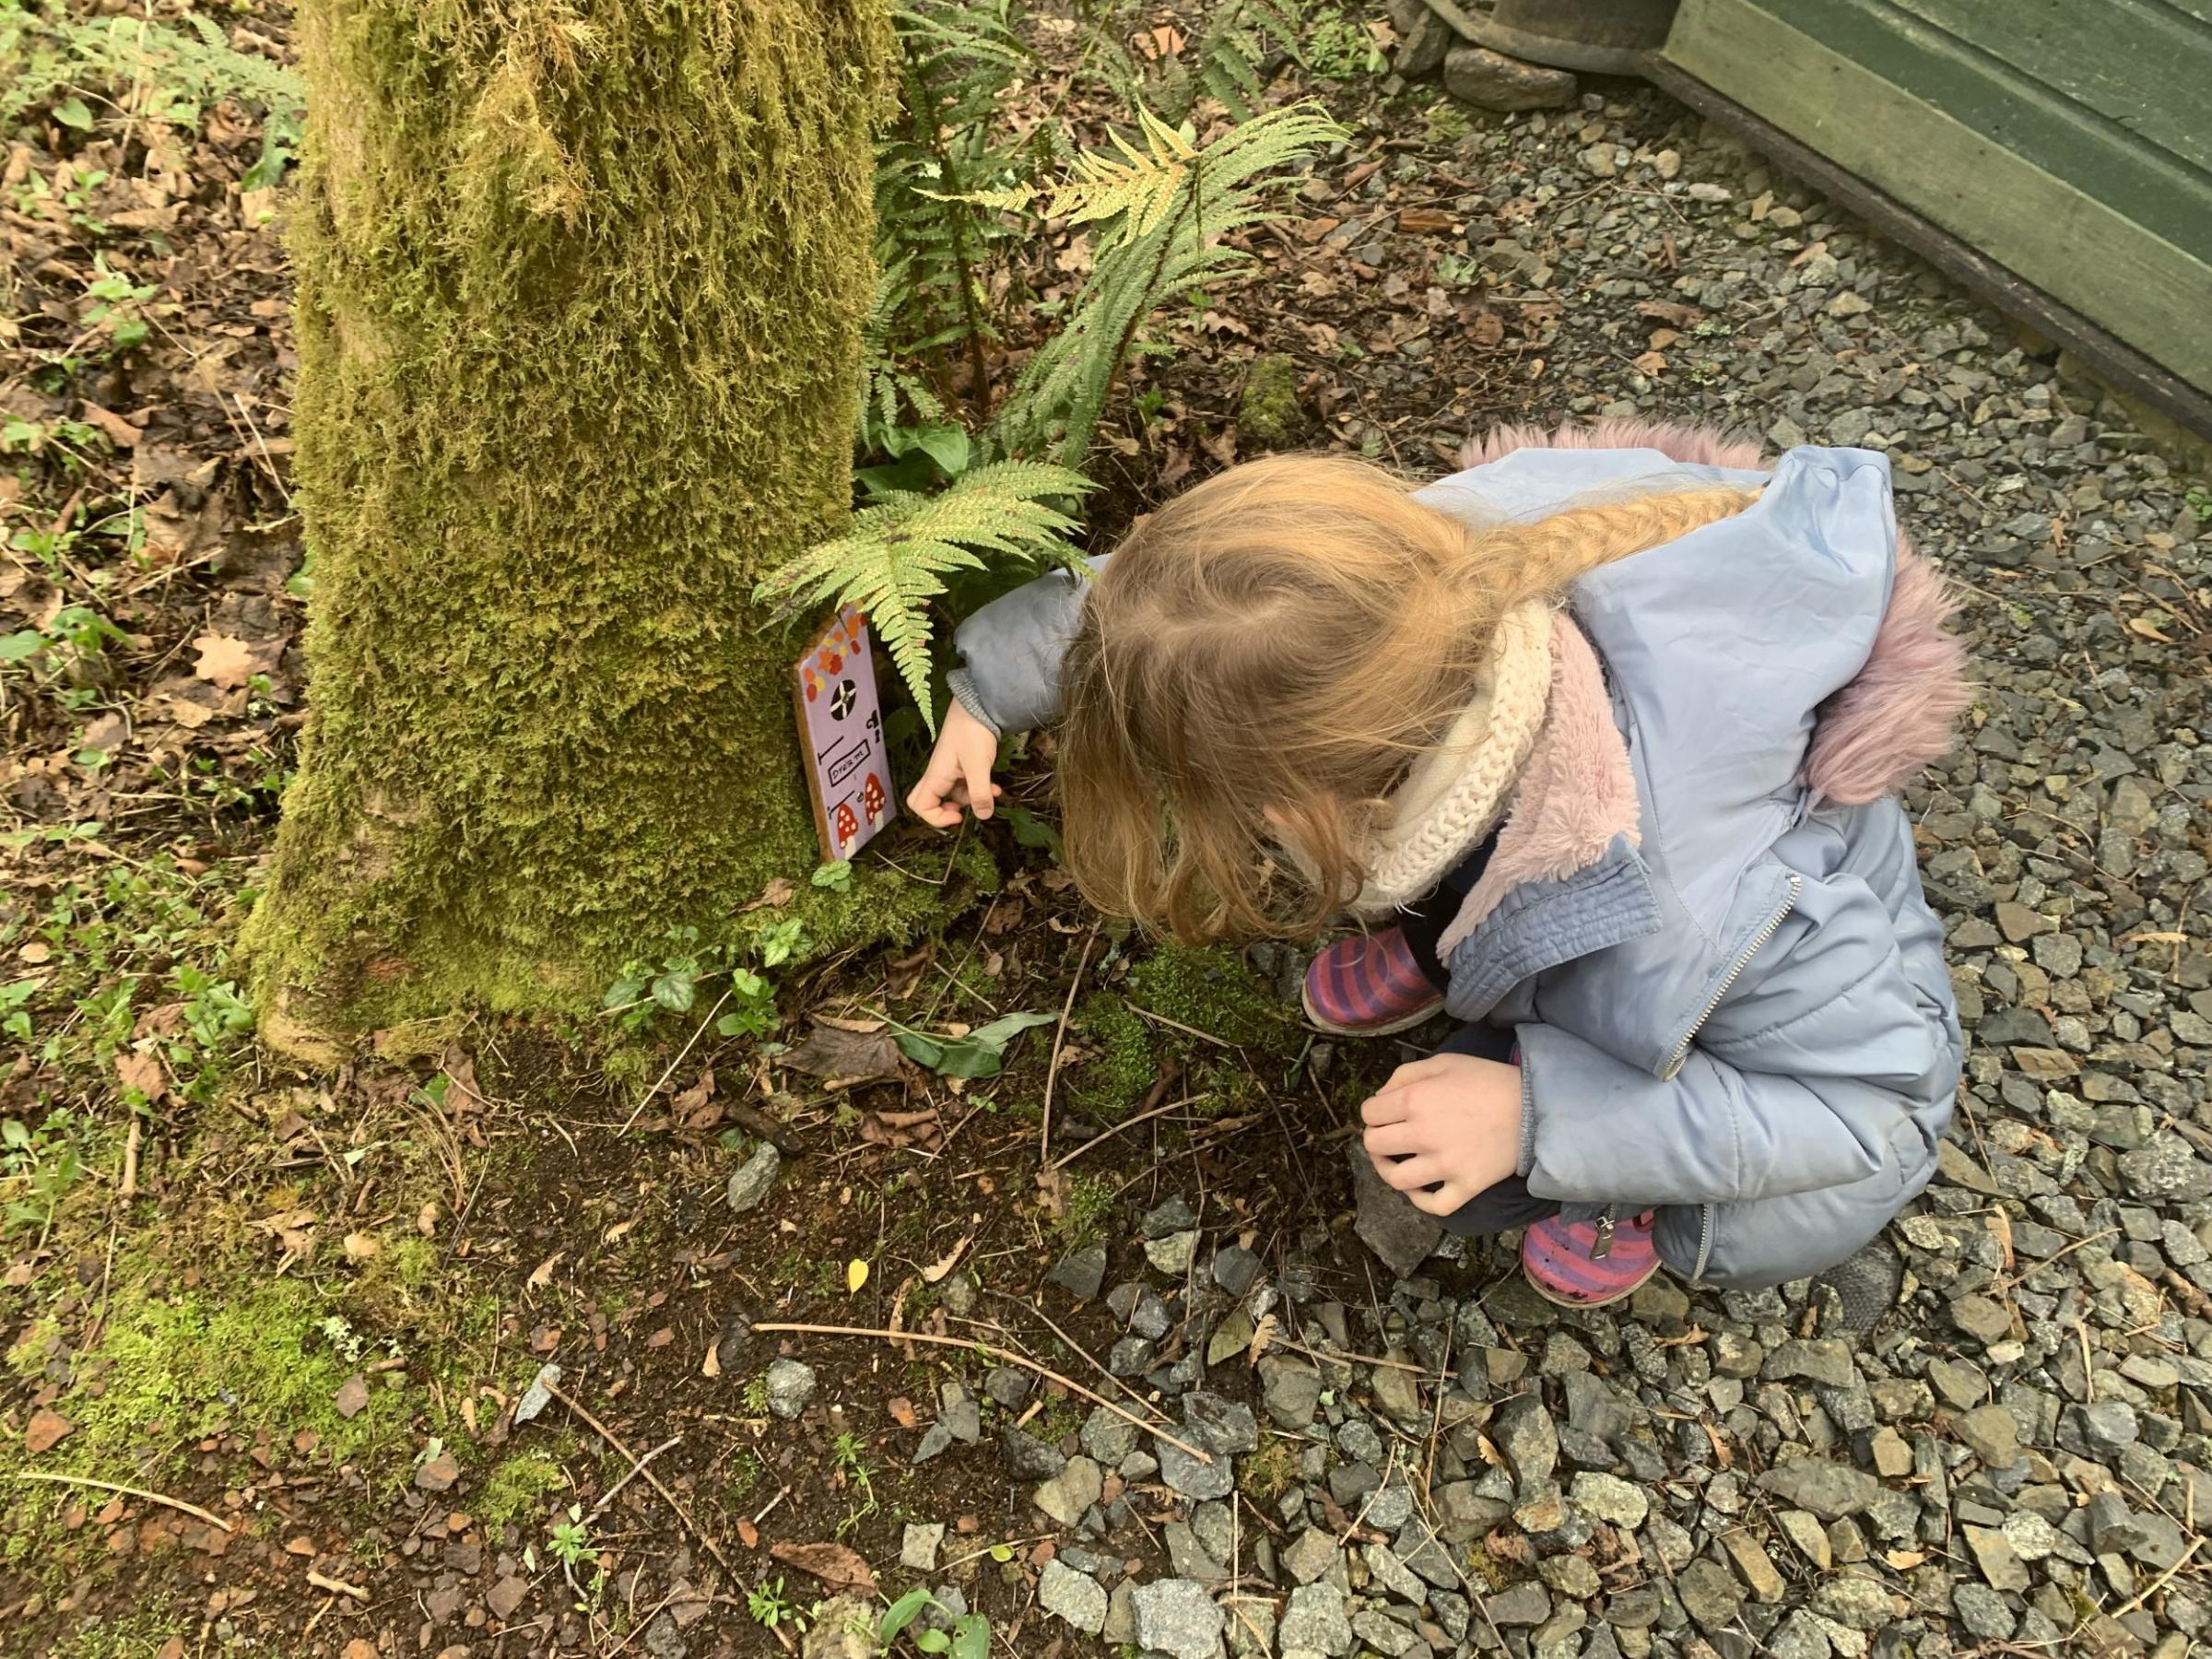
[1665,0,2212,393]
[1770,0,2212,253]
[1641,53,2212,439]
[1881,0,2212,174]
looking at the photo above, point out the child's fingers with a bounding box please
[1359,1088,1411,1125]
[1378,1153,1446,1192]
[1360,1122,1422,1158]
[1409,1180,1476,1217]
[906,756,966,828]
[960,753,995,820]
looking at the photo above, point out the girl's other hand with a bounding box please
[908,700,1003,828]
[1360,1053,1524,1216]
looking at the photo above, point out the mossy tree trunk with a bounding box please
[246,0,895,1045]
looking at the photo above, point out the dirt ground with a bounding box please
[6,4,2210,1659]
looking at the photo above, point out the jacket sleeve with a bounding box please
[1512,868,1960,1208]
[946,557,1106,735]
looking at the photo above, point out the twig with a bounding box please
[753,1321,1211,1464]
[1126,1004,1235,1047]
[1038,922,1100,1169]
[1271,1333,1427,1375]
[11,1471,232,1532]
[545,1382,733,1574]
[118,1114,142,1200]
[2109,1535,2202,1618]
[620,987,735,1135]
[583,1434,681,1526]
[985,1296,1164,1426]
[1045,1083,1194,1171]
[1996,1226,2119,1292]
[306,1567,368,1599]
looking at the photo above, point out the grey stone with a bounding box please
[1571,1471,1649,1528]
[1949,1294,2013,1345]
[1001,1429,1065,1480]
[1372,1352,1423,1420]
[2076,1399,2141,1457]
[1047,1243,1107,1301]
[1441,42,1575,111]
[1259,1358,1323,1429]
[1080,1405,1140,1465]
[1364,1540,1428,1604]
[1131,1578,1227,1659]
[1953,1403,2020,1467]
[1129,1291,1172,1340]
[1283,1525,1341,1584]
[2118,1137,2212,1201]
[1038,1561,1107,1635]
[1182,1391,1260,1455]
[763,1359,815,1420]
[1964,1525,2029,1592]
[1386,0,1453,76]
[900,1524,943,1572]
[1768,1339,1858,1388]
[1142,1195,1198,1238]
[1953,1583,2017,1641]
[1811,1574,1891,1630]
[982,1366,1030,1409]
[1212,1244,1262,1297]
[724,1144,781,1213]
[1347,1144,1441,1277]
[1677,1559,1742,1630]
[1498,1394,1560,1489]
[1159,1435,1235,1500]
[1757,1458,1883,1519]
[1031,1456,1102,1526]
[1279,1583,1356,1656]
[1488,1582,1553,1626]
[1147,1230,1200,1276]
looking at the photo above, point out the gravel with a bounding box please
[761,1359,814,1420]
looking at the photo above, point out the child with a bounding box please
[911,422,1968,1305]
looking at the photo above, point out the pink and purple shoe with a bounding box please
[1522,1210,1660,1308]
[1300,926,1446,1037]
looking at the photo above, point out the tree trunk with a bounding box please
[246,0,902,1045]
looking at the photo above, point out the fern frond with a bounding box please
[763,463,1094,728]
[991,100,1348,467]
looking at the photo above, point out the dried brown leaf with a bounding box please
[770,1541,877,1594]
[192,632,258,690]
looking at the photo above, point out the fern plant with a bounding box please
[759,463,1093,725]
[1096,0,1308,122]
[870,0,1038,430]
[989,100,1348,468]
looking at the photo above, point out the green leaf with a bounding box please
[914,1630,950,1654]
[999,803,1064,863]
[913,424,972,477]
[894,1009,1057,1079]
[812,860,853,892]
[53,96,93,130]
[951,1613,991,1659]
[758,918,806,968]
[0,631,46,663]
[650,971,696,1015]
[878,1588,934,1641]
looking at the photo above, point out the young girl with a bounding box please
[911,421,1968,1306]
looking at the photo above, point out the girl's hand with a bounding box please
[1360,1053,1524,1216]
[908,700,1003,828]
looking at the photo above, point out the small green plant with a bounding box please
[79,257,159,353]
[878,1586,992,1657]
[742,1373,772,1416]
[747,1575,807,1632]
[832,1430,880,1538]
[1304,8,1385,78]
[602,919,806,1037]
[547,1507,596,1571]
[813,858,855,893]
[1,1110,83,1236]
[2186,487,2212,526]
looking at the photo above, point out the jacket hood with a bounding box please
[1415,421,1968,937]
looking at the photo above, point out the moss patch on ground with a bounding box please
[477,1445,574,1535]
[1236,353,1305,449]
[1062,942,1295,1119]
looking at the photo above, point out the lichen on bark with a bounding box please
[247,0,905,1038]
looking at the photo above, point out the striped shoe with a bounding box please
[1522,1210,1660,1308]
[1300,926,1445,1037]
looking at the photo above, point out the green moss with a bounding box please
[1236,353,1305,449]
[244,0,901,1038]
[1057,1172,1118,1246]
[1239,1437,1299,1504]
[48,1605,186,1659]
[1065,992,1159,1118]
[1124,942,1285,1048]
[478,1447,572,1530]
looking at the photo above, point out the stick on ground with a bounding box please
[11,1470,233,1533]
[545,1382,733,1574]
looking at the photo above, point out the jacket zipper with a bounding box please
[1660,876,1803,1081]
[1691,1204,1715,1282]
[1591,1208,1617,1260]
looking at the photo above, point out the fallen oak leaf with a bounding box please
[770,1541,877,1594]
[783,1022,901,1088]
[920,1233,971,1284]
[192,632,259,690]
[114,1048,167,1104]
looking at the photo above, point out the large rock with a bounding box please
[1347,1145,1441,1278]
[1757,1458,1883,1519]
[1441,44,1575,112]
[725,1143,781,1212]
[1132,1578,1227,1659]
[1038,1561,1108,1635]
[1386,0,1454,76]
[1279,1583,1356,1656]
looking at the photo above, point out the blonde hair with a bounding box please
[1058,453,1759,944]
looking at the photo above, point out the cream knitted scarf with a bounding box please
[1350,596,1554,916]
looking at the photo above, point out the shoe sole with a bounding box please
[1525,1255,1662,1310]
[1300,980,1446,1039]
